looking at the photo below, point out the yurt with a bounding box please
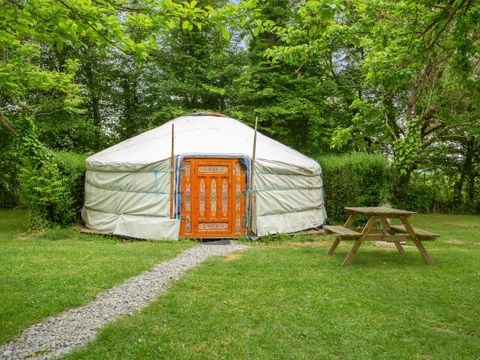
[82,114,327,240]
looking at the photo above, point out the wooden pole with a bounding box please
[170,123,175,219]
[248,117,258,235]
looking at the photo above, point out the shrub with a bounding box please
[0,150,20,208]
[318,153,389,223]
[16,117,87,227]
[18,162,75,227]
[54,151,87,219]
[18,151,87,228]
[0,128,20,208]
[390,171,455,213]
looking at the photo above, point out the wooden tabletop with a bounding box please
[344,206,416,216]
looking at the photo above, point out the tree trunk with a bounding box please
[398,168,414,188]
[453,136,475,208]
[83,62,103,149]
[466,136,478,211]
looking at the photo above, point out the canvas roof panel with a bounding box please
[87,115,319,171]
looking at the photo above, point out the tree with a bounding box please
[230,0,345,156]
[128,0,244,133]
[263,0,480,181]
[0,0,214,134]
[0,0,213,221]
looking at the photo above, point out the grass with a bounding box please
[0,209,194,345]
[1,211,479,358]
[63,214,480,359]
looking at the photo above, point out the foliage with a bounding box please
[391,132,480,213]
[229,0,340,156]
[1,0,479,217]
[445,134,480,213]
[319,153,389,222]
[0,0,223,222]
[390,172,445,214]
[15,117,77,227]
[0,159,19,208]
[54,151,88,218]
[391,169,479,214]
[0,209,194,345]
[264,0,480,182]
[111,0,241,138]
[18,163,76,227]
[66,214,480,359]
[0,0,212,113]
[16,120,87,226]
[0,129,20,208]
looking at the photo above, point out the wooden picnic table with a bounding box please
[324,206,439,266]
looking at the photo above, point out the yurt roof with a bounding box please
[86,115,319,171]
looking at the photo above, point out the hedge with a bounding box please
[54,151,87,220]
[0,152,20,208]
[18,151,87,227]
[318,153,389,223]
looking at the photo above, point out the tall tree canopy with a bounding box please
[264,0,480,182]
[1,0,479,214]
[0,0,213,136]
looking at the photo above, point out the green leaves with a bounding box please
[182,20,193,31]
[330,127,353,150]
[262,0,480,184]
[14,116,75,227]
[393,118,422,176]
[2,0,478,219]
[0,0,220,129]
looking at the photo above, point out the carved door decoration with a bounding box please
[180,158,246,238]
[221,179,228,217]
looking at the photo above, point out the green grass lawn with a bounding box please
[64,214,480,359]
[0,209,194,345]
[2,211,479,359]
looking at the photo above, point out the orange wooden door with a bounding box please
[180,158,246,238]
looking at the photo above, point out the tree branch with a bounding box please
[428,0,468,49]
[422,119,480,149]
[0,112,16,133]
[422,126,448,149]
[94,0,146,13]
[53,0,121,50]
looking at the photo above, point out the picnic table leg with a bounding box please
[391,239,406,255]
[342,238,365,266]
[380,216,405,254]
[342,216,376,267]
[400,216,434,265]
[343,213,356,228]
[327,237,341,255]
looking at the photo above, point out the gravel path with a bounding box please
[0,242,247,360]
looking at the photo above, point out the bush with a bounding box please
[19,162,75,227]
[318,153,389,223]
[18,151,87,228]
[15,117,88,227]
[0,151,20,208]
[390,171,455,213]
[0,129,20,208]
[54,151,87,219]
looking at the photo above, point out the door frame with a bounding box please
[176,155,251,238]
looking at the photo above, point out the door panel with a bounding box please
[180,158,246,238]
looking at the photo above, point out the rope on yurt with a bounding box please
[170,123,175,219]
[187,112,228,117]
[247,116,259,237]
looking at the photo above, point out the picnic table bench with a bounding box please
[323,225,362,239]
[389,225,439,241]
[324,207,439,266]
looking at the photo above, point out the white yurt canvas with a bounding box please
[82,114,327,240]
